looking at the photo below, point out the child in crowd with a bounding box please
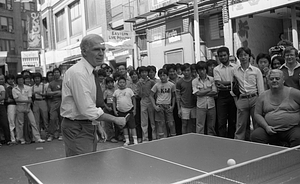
[103,77,118,143]
[192,61,217,135]
[176,63,196,134]
[150,69,176,139]
[137,66,156,141]
[148,65,159,83]
[97,69,107,92]
[191,63,198,79]
[113,77,137,146]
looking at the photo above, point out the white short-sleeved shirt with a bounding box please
[12,85,32,104]
[113,88,134,112]
[151,81,175,105]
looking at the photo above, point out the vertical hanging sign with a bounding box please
[27,12,41,49]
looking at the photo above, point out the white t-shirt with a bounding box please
[113,88,134,112]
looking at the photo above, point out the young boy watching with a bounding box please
[192,61,217,135]
[137,66,156,141]
[113,77,137,146]
[103,77,118,143]
[150,69,176,139]
[176,63,196,134]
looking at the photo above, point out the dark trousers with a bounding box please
[61,118,97,157]
[173,102,182,135]
[216,91,237,139]
[135,97,142,139]
[251,126,300,147]
[0,105,10,143]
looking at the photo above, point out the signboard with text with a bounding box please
[106,30,134,49]
[165,27,182,44]
[21,51,39,67]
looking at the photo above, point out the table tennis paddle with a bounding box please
[125,114,130,122]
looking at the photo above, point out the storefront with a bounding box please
[227,0,300,56]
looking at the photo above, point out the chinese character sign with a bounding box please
[27,12,41,49]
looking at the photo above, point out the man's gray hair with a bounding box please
[80,34,104,51]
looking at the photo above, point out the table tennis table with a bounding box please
[22,133,300,184]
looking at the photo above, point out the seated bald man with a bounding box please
[251,69,300,147]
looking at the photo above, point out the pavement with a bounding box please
[0,139,123,184]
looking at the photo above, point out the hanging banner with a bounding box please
[106,30,134,49]
[27,12,41,49]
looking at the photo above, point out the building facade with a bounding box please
[0,0,38,75]
[40,0,113,75]
[124,0,227,70]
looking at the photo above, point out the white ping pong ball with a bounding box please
[227,159,236,166]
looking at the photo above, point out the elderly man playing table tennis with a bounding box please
[251,69,300,147]
[61,34,126,157]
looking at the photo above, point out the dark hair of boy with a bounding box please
[24,75,32,80]
[207,59,218,67]
[105,77,114,85]
[5,74,15,82]
[104,66,113,72]
[21,70,31,76]
[53,68,61,75]
[147,65,156,73]
[158,68,168,76]
[118,76,127,82]
[191,63,197,70]
[97,68,107,77]
[138,66,149,74]
[196,61,208,71]
[15,74,24,84]
[256,53,271,64]
[33,72,43,80]
[217,47,230,55]
[166,63,176,73]
[162,64,169,69]
[129,70,138,77]
[236,47,251,57]
[176,63,182,70]
[180,63,191,71]
[112,71,120,81]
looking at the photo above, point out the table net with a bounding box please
[175,145,300,184]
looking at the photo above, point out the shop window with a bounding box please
[0,0,11,9]
[21,19,27,34]
[55,10,66,42]
[0,16,13,32]
[209,13,223,40]
[0,39,14,52]
[42,18,49,48]
[69,1,82,36]
[165,49,183,64]
[22,2,35,11]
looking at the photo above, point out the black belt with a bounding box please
[64,117,91,122]
[240,93,257,99]
[35,98,45,101]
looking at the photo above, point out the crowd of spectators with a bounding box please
[0,45,300,148]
